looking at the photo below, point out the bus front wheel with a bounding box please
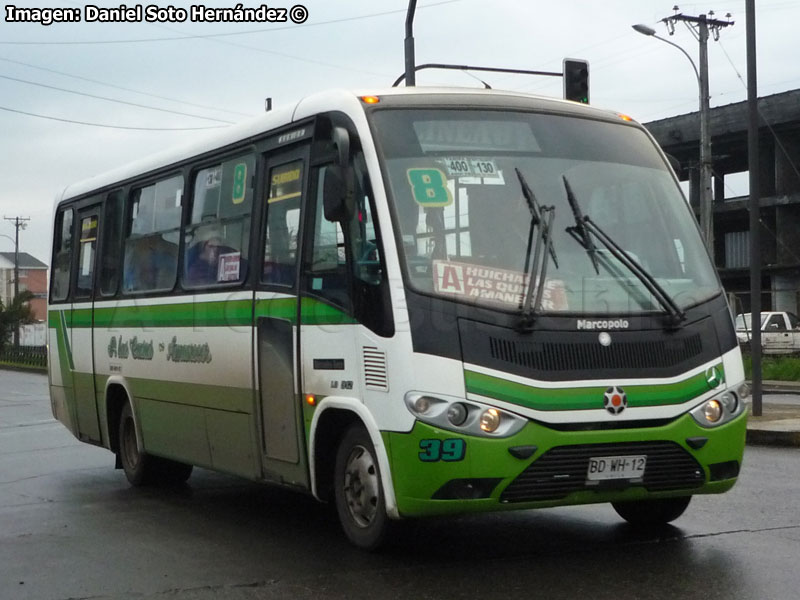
[612,496,692,526]
[334,425,391,550]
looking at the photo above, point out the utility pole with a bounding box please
[660,8,733,258]
[4,216,30,348]
[746,0,762,416]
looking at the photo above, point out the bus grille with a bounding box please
[500,441,704,503]
[489,334,703,373]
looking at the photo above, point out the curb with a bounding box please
[0,364,47,375]
[746,427,800,447]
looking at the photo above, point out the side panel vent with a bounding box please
[363,347,389,392]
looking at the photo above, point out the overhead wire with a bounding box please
[716,38,800,183]
[0,73,236,123]
[0,55,253,117]
[1,0,462,129]
[0,104,227,130]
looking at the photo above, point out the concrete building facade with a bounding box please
[645,89,800,316]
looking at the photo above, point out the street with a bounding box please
[2,369,799,600]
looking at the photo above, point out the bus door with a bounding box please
[254,143,311,487]
[72,204,102,442]
[49,207,77,432]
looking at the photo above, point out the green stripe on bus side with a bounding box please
[464,365,723,411]
[49,297,356,329]
[58,310,75,372]
[94,373,253,414]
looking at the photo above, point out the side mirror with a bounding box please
[323,127,354,222]
[332,126,350,168]
[323,165,348,222]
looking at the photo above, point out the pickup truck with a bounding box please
[735,311,800,354]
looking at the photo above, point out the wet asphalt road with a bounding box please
[2,370,800,600]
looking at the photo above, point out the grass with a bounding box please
[742,354,800,381]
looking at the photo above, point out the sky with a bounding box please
[0,0,796,265]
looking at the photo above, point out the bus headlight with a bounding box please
[690,389,744,427]
[414,396,433,415]
[719,392,738,413]
[480,409,501,432]
[703,399,723,423]
[447,402,468,426]
[404,392,526,438]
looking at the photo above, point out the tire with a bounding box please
[118,402,153,486]
[118,403,193,486]
[612,496,692,526]
[334,425,391,550]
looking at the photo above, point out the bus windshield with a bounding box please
[370,108,721,315]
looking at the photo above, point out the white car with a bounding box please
[735,311,800,354]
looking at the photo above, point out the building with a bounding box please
[0,252,49,322]
[645,89,800,316]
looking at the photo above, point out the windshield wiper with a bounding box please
[516,168,558,331]
[564,177,599,275]
[562,176,686,328]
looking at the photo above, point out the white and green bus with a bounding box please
[48,87,748,549]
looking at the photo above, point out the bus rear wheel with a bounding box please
[118,403,193,486]
[334,425,391,550]
[612,496,692,526]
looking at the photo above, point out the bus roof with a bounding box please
[58,87,630,204]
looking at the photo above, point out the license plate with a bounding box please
[587,455,646,481]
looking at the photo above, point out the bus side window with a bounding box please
[348,154,382,286]
[75,214,99,299]
[262,160,303,287]
[183,154,255,288]
[303,165,349,309]
[100,191,124,296]
[51,208,74,302]
[123,175,182,293]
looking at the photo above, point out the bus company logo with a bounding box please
[603,386,628,415]
[577,319,629,330]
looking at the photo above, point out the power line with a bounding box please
[0,105,228,130]
[716,38,800,183]
[0,73,236,123]
[0,1,463,46]
[0,56,253,117]
[145,22,391,80]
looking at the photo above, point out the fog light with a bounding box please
[480,408,501,433]
[414,396,432,414]
[703,399,723,423]
[719,392,738,413]
[447,402,468,426]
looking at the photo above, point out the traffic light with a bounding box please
[563,59,589,104]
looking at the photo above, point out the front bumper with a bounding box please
[385,410,747,517]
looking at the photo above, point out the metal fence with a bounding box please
[0,345,47,369]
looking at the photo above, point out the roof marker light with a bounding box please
[360,95,380,104]
[618,113,634,122]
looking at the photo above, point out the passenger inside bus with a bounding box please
[123,234,178,292]
[185,225,240,286]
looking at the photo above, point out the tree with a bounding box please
[0,291,35,351]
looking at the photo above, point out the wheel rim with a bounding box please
[121,416,140,470]
[342,444,379,528]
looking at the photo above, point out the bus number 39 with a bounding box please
[419,438,466,462]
